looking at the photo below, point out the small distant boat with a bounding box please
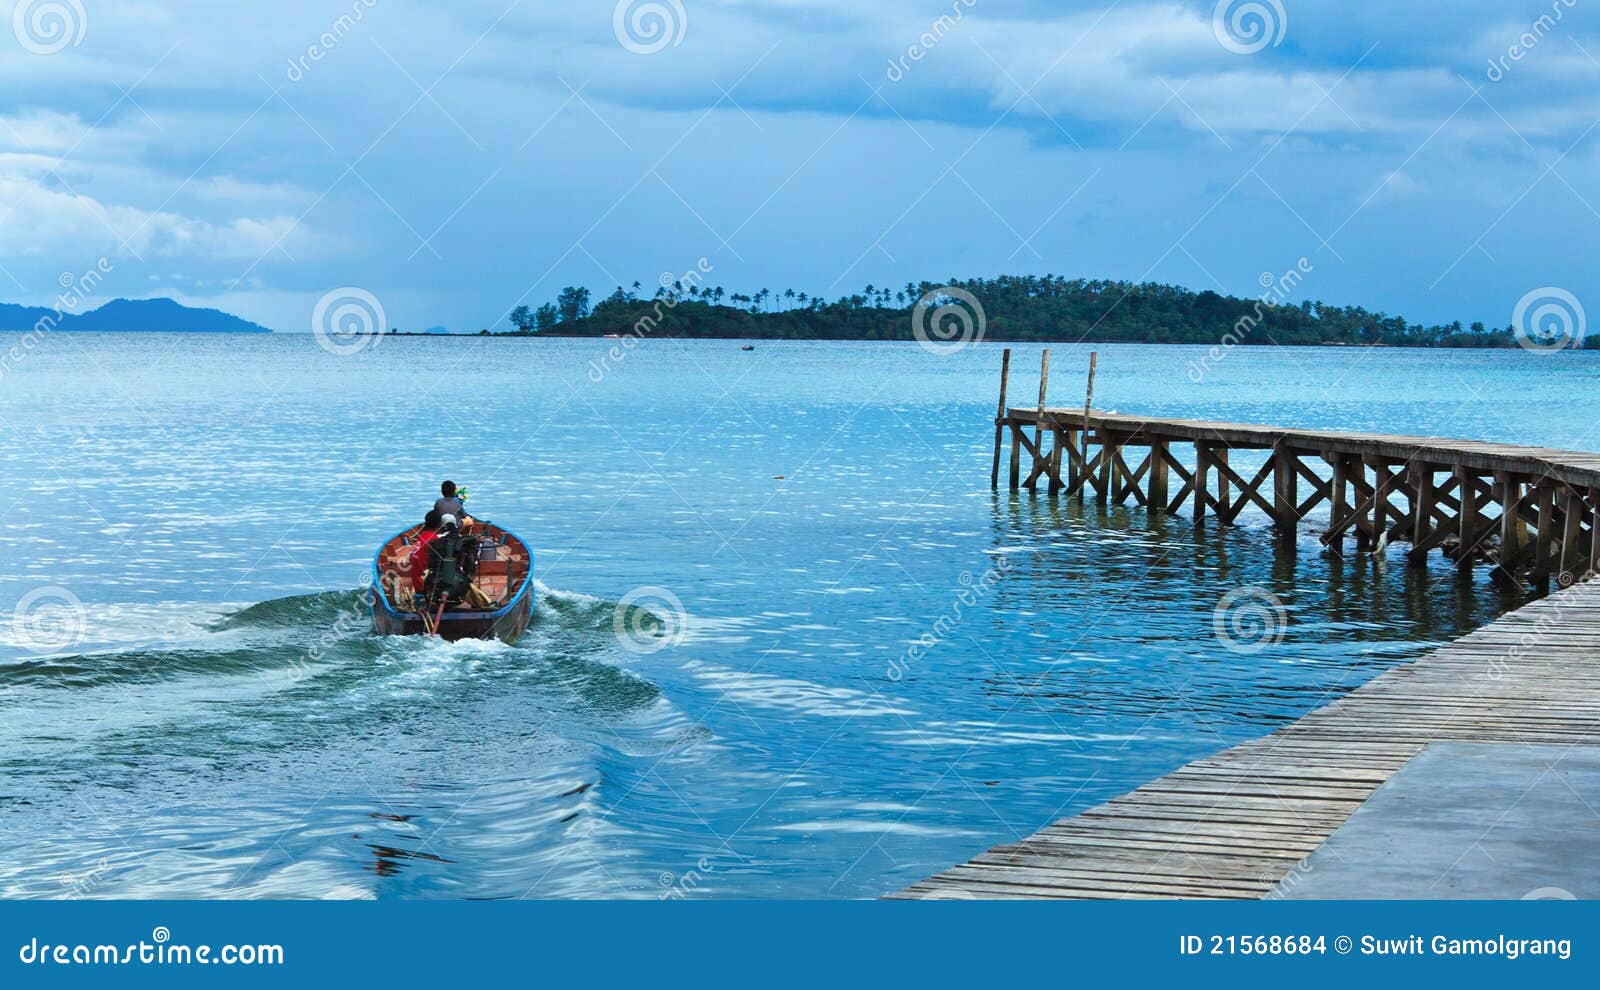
[370,519,534,642]
[603,333,623,339]
[740,344,755,351]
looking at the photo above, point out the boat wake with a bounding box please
[0,582,716,898]
[0,582,664,696]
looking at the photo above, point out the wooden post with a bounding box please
[1457,466,1477,570]
[1008,424,1021,491]
[1048,427,1065,495]
[1560,487,1582,583]
[1216,447,1231,519]
[1027,350,1050,492]
[1327,454,1349,553]
[990,348,1011,490]
[1148,439,1169,513]
[1408,466,1434,566]
[1356,459,1376,552]
[1194,443,1210,523]
[1096,432,1113,502]
[1590,487,1600,580]
[1080,351,1098,483]
[1534,482,1555,593]
[1498,474,1521,577]
[1273,443,1298,532]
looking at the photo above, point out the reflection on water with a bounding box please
[0,335,1578,898]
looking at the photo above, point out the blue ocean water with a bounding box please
[1,333,1594,899]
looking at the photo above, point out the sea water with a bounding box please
[1,333,1594,898]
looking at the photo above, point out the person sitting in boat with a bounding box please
[409,508,445,593]
[434,480,470,522]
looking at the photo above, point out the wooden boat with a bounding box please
[370,519,535,642]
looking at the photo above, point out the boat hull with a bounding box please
[370,519,535,643]
[370,583,532,642]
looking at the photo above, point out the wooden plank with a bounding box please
[895,576,1600,900]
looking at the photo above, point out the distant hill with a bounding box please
[0,297,272,333]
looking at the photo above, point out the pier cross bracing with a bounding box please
[993,351,1600,593]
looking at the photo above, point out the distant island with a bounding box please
[0,297,272,334]
[489,275,1582,349]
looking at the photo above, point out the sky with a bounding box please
[3,0,1599,332]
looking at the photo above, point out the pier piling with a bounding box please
[996,400,1600,589]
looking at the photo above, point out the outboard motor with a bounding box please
[424,527,480,607]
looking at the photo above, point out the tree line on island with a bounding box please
[484,274,1583,348]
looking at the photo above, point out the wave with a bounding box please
[0,584,662,700]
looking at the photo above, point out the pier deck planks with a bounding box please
[893,578,1600,899]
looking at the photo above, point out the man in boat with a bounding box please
[435,480,471,522]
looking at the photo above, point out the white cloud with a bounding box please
[0,174,316,260]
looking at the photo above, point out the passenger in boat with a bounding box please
[409,508,444,591]
[434,480,469,521]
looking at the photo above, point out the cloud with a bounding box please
[0,174,315,260]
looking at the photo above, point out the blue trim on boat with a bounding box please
[370,519,535,622]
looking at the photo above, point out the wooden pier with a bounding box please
[995,353,1600,593]
[897,351,1600,899]
[895,576,1600,899]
